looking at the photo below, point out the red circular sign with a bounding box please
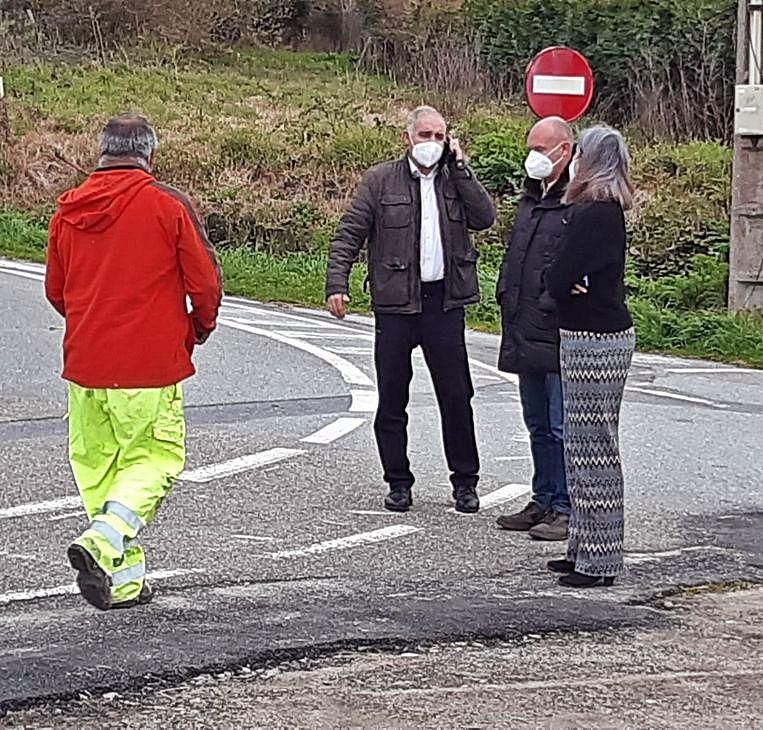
[525,46,595,122]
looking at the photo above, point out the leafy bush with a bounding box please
[464,0,735,140]
[469,119,530,196]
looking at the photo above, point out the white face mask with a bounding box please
[568,154,580,182]
[411,141,444,169]
[524,142,565,180]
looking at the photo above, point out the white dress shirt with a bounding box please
[409,158,445,282]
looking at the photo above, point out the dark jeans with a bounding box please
[373,281,479,492]
[518,372,570,514]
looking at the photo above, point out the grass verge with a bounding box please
[2,210,761,368]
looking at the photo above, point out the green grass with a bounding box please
[3,210,761,368]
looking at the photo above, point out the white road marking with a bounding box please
[450,483,530,513]
[625,385,727,408]
[181,447,304,483]
[2,449,305,521]
[0,261,45,274]
[269,525,422,559]
[0,269,44,283]
[326,347,373,355]
[625,545,730,565]
[0,496,81,520]
[664,367,761,375]
[219,317,374,387]
[300,417,365,444]
[0,551,35,560]
[48,511,87,522]
[231,534,279,542]
[468,358,519,385]
[349,510,395,516]
[495,456,530,462]
[350,389,378,413]
[0,568,202,606]
[274,330,374,340]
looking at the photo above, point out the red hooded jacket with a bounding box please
[45,166,223,389]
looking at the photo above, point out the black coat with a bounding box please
[496,175,570,374]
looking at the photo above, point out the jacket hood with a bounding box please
[57,167,155,232]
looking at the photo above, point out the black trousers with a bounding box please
[373,281,479,492]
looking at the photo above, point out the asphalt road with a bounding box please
[1,258,761,712]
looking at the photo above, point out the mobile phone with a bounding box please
[440,135,457,166]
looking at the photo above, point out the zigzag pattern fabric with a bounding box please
[560,328,636,577]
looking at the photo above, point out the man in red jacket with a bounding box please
[45,113,222,610]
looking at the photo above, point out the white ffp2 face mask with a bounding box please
[411,141,444,169]
[524,142,565,180]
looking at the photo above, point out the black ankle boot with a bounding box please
[558,571,615,588]
[384,487,412,512]
[547,559,575,573]
[453,485,479,514]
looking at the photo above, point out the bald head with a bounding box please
[526,116,574,185]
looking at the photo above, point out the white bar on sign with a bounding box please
[532,75,586,96]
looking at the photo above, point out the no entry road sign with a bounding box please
[525,46,595,122]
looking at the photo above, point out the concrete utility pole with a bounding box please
[729,0,763,312]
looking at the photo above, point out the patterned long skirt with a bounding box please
[559,328,636,577]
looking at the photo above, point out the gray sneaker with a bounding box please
[528,511,570,541]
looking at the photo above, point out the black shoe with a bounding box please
[453,485,480,514]
[559,571,616,588]
[547,559,576,574]
[496,501,548,531]
[67,543,113,611]
[384,487,412,513]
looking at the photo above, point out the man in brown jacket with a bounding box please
[326,105,496,514]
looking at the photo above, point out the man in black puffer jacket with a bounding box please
[495,116,574,541]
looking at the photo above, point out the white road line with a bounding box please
[274,331,374,340]
[350,389,378,413]
[0,269,44,283]
[0,261,45,274]
[231,534,279,542]
[181,447,304,483]
[326,347,373,355]
[664,367,761,375]
[269,525,422,559]
[450,483,530,513]
[2,448,304,520]
[219,317,374,387]
[300,417,366,444]
[0,568,202,606]
[217,316,283,326]
[625,545,729,565]
[48,511,87,522]
[495,456,530,462]
[468,358,519,385]
[625,385,728,408]
[349,510,395,516]
[0,496,81,520]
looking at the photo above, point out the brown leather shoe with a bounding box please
[496,501,548,531]
[529,511,570,541]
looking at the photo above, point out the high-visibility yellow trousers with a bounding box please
[67,383,186,604]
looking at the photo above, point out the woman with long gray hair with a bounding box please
[544,125,636,588]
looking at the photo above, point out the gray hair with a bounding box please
[406,105,444,136]
[99,113,158,168]
[565,125,634,210]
